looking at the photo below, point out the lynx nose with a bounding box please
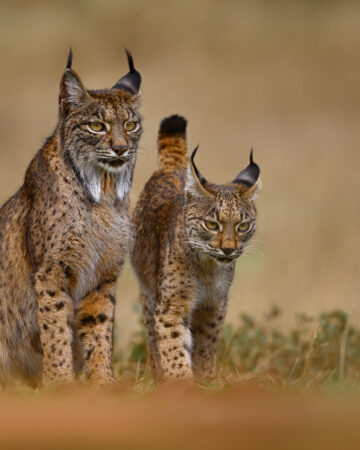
[113,145,128,156]
[221,247,235,256]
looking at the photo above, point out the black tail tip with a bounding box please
[159,115,187,136]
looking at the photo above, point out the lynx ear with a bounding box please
[59,49,89,114]
[112,49,141,95]
[232,149,261,198]
[185,146,214,198]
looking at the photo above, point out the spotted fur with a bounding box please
[131,115,260,382]
[0,50,142,387]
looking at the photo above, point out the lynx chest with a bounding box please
[69,200,130,302]
[193,259,234,309]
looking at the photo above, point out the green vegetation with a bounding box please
[114,307,360,392]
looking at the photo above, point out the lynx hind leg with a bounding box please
[191,306,226,379]
[75,280,116,385]
[140,292,160,380]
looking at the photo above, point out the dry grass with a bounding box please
[115,307,360,392]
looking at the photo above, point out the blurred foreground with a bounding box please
[2,383,360,450]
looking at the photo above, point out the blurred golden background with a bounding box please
[0,0,359,353]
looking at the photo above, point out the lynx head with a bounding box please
[184,148,260,264]
[58,49,142,202]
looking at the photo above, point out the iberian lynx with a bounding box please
[131,115,261,382]
[0,50,142,387]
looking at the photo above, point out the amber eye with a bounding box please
[204,220,219,231]
[237,222,250,233]
[88,122,106,133]
[124,121,137,132]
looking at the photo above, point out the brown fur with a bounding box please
[158,114,188,170]
[131,115,260,382]
[0,52,142,387]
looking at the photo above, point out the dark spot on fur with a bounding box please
[81,315,96,326]
[55,301,64,310]
[98,313,107,323]
[86,348,94,361]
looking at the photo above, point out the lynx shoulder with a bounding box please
[131,115,260,382]
[0,49,142,387]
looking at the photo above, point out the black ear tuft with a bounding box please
[190,145,207,186]
[159,115,187,136]
[250,148,254,164]
[112,49,141,95]
[190,145,199,164]
[186,145,215,197]
[232,149,260,188]
[66,48,73,70]
[125,48,135,73]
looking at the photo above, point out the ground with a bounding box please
[2,385,360,450]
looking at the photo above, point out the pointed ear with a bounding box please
[59,49,89,114]
[112,49,141,96]
[232,149,261,199]
[185,146,214,198]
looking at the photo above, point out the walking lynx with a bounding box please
[131,115,260,381]
[0,50,142,387]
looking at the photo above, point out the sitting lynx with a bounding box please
[131,115,260,381]
[0,50,142,387]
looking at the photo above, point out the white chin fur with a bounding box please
[115,162,134,201]
[76,158,134,202]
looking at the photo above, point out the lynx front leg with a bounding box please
[35,266,75,387]
[191,306,226,379]
[76,279,116,385]
[154,289,194,381]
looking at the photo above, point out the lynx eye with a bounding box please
[88,122,106,133]
[124,121,137,132]
[204,220,219,231]
[237,222,250,233]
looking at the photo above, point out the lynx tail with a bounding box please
[158,115,187,170]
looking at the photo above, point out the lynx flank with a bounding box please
[131,115,260,382]
[0,50,142,387]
